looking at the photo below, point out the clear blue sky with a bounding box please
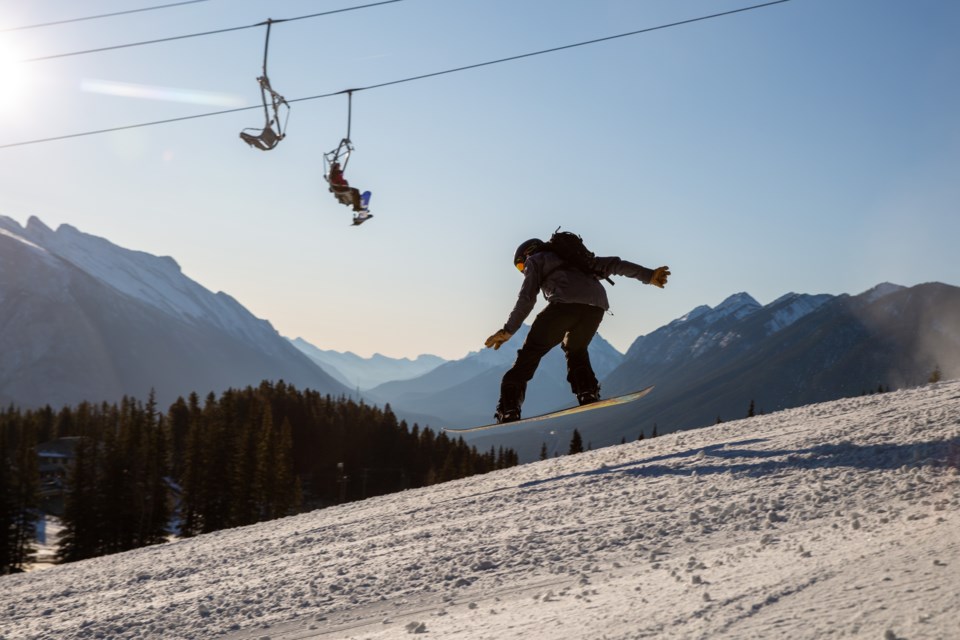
[1,0,958,359]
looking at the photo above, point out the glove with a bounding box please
[484,329,513,350]
[649,266,671,288]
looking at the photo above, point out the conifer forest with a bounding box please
[0,382,517,572]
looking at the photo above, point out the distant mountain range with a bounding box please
[0,216,349,408]
[289,338,446,391]
[3,216,957,457]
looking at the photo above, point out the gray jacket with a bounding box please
[502,251,654,334]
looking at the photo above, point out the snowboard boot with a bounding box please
[494,383,524,423]
[494,407,521,424]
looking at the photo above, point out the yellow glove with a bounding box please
[650,266,671,288]
[484,329,513,350]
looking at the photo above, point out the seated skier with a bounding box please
[327,161,366,213]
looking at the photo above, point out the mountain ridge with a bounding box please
[290,337,447,391]
[0,215,349,408]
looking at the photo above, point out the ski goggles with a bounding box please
[514,259,525,273]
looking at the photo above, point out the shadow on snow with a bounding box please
[518,436,960,492]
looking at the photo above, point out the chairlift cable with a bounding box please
[21,0,406,63]
[350,0,793,94]
[1,0,212,33]
[1,0,793,150]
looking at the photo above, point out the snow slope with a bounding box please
[3,382,959,640]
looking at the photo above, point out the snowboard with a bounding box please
[443,385,654,433]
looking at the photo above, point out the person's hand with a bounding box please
[650,266,671,288]
[484,329,513,350]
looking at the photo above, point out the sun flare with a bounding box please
[0,41,27,116]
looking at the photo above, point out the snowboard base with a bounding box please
[443,385,654,433]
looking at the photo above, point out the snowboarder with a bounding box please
[327,161,366,213]
[484,236,670,423]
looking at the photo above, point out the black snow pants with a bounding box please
[498,302,605,413]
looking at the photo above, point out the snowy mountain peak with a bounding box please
[0,217,52,260]
[860,282,906,303]
[673,304,712,325]
[2,216,276,344]
[763,292,833,335]
[705,292,761,323]
[290,337,448,390]
[716,291,760,310]
[1,215,349,407]
[25,215,53,234]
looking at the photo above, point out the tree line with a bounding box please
[0,381,517,573]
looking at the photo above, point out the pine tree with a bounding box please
[58,434,102,563]
[651,423,659,438]
[166,397,190,479]
[254,406,278,521]
[568,430,584,455]
[272,418,298,517]
[178,393,205,537]
[98,403,132,554]
[539,443,548,461]
[140,401,170,547]
[637,430,644,441]
[200,392,233,532]
[231,417,260,526]
[0,421,14,573]
[747,400,756,418]
[929,365,942,384]
[10,421,39,570]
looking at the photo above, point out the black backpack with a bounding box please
[543,228,614,285]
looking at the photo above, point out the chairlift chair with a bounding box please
[240,20,290,151]
[323,137,355,205]
[323,91,367,209]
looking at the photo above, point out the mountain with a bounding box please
[7,382,959,639]
[0,216,350,408]
[591,282,959,441]
[364,323,624,429]
[289,337,446,390]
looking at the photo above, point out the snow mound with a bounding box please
[3,382,959,640]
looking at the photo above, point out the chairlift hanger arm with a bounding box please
[346,90,352,140]
[260,18,273,77]
[239,18,289,150]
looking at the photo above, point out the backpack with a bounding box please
[543,228,614,285]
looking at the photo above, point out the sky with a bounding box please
[5,381,959,638]
[1,0,958,360]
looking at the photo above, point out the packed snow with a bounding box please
[3,381,959,640]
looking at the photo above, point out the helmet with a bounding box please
[513,238,544,273]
